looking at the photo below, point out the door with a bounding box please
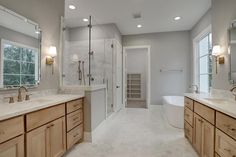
[0,135,24,157]
[49,117,66,157]
[193,113,203,155]
[27,117,66,157]
[202,119,214,157]
[115,40,123,111]
[27,123,49,157]
[105,39,114,115]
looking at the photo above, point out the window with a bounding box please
[1,39,39,88]
[197,33,212,93]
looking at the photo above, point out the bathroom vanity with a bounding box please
[184,94,236,157]
[0,94,84,157]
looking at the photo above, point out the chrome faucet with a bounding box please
[191,85,199,93]
[18,86,28,102]
[230,86,236,101]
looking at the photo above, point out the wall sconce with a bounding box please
[46,46,57,74]
[212,45,225,74]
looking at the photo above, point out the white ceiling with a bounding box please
[65,0,211,35]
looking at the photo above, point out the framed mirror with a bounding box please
[0,5,41,89]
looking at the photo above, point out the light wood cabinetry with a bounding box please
[184,97,194,144]
[0,116,24,143]
[215,129,236,157]
[0,98,84,157]
[216,112,236,140]
[193,113,203,155]
[184,121,193,143]
[0,135,24,157]
[67,99,83,114]
[26,104,65,131]
[185,96,236,157]
[27,117,66,157]
[185,107,193,126]
[194,101,215,125]
[66,99,84,150]
[185,97,194,111]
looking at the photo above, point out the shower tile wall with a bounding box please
[62,24,121,116]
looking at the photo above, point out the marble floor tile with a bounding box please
[65,105,198,157]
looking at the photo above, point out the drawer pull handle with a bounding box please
[198,119,203,123]
[231,128,235,131]
[47,124,54,128]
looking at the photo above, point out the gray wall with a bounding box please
[123,31,191,105]
[0,0,64,93]
[0,25,39,48]
[211,0,236,89]
[68,23,122,43]
[190,9,212,85]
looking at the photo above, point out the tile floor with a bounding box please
[65,105,198,157]
[127,100,147,108]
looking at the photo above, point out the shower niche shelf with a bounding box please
[127,74,141,100]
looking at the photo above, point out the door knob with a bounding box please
[116,86,120,88]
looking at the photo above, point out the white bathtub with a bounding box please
[162,96,184,129]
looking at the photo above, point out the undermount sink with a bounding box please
[203,98,232,104]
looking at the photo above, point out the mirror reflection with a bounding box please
[0,5,41,89]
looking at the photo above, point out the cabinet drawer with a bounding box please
[194,101,215,125]
[67,109,83,132]
[26,104,65,131]
[0,116,24,143]
[185,97,193,111]
[216,112,236,140]
[67,124,83,149]
[184,107,193,126]
[0,135,24,157]
[215,129,236,157]
[184,121,193,143]
[66,99,83,114]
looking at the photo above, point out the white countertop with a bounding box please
[185,93,236,119]
[0,94,84,121]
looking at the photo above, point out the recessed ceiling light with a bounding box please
[83,18,89,22]
[137,24,142,28]
[69,5,76,10]
[174,16,181,21]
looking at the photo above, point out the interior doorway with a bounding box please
[123,46,150,109]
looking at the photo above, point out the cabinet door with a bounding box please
[202,119,214,157]
[27,123,50,157]
[193,113,203,155]
[0,135,24,157]
[49,117,66,157]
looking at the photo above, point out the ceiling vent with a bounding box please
[133,13,142,19]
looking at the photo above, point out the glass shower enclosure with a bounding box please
[61,16,114,115]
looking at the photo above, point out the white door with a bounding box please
[115,41,123,111]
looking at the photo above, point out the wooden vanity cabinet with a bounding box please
[0,135,24,157]
[27,117,66,157]
[0,116,25,157]
[193,113,214,157]
[66,99,84,150]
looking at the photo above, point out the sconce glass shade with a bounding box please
[49,46,57,57]
[212,45,221,56]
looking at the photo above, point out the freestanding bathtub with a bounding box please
[162,96,184,129]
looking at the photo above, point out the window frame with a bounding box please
[0,39,39,89]
[193,25,212,93]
